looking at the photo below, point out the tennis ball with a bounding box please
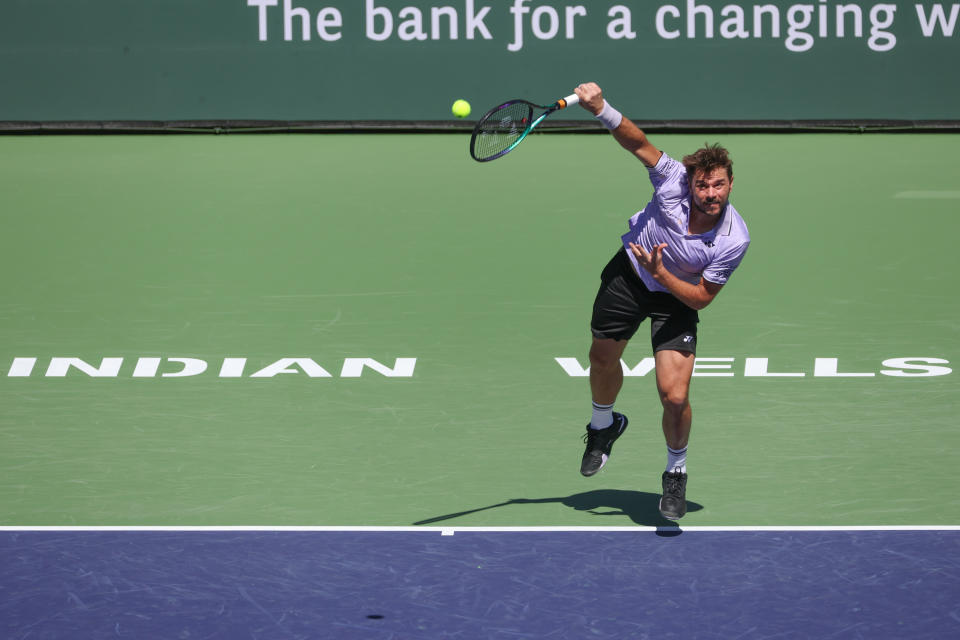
[452,99,471,119]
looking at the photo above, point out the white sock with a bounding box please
[666,446,687,474]
[590,401,614,430]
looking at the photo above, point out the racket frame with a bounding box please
[469,93,579,162]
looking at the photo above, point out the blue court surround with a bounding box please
[3,529,959,639]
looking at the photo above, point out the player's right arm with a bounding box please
[574,82,662,168]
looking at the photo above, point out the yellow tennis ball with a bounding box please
[452,99,471,118]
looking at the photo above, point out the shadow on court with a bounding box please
[412,489,703,528]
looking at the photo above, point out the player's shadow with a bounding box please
[412,489,703,529]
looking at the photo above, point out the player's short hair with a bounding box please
[682,143,733,181]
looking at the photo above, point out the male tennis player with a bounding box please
[573,82,750,520]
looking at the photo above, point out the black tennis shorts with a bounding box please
[590,248,699,353]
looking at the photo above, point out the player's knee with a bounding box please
[589,344,621,372]
[659,389,689,415]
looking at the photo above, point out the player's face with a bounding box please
[690,168,732,217]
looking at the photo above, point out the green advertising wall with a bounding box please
[2,0,957,122]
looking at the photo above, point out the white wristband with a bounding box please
[595,100,623,130]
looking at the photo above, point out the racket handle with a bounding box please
[556,93,580,109]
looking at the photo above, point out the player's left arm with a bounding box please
[629,242,724,310]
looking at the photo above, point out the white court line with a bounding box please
[894,190,960,199]
[2,525,959,533]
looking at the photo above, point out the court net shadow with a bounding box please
[412,489,703,529]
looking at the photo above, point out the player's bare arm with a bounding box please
[628,242,723,310]
[574,82,662,168]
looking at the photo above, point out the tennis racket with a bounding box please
[469,93,579,162]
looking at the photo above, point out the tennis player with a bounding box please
[573,82,750,520]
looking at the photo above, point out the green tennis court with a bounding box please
[1,132,957,528]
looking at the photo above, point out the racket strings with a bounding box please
[471,102,534,161]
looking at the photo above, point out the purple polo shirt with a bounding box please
[621,152,750,294]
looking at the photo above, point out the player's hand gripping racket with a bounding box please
[469,93,579,162]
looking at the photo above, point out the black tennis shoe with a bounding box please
[580,412,628,477]
[659,470,688,520]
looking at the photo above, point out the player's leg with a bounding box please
[653,348,695,519]
[649,302,698,519]
[654,349,694,520]
[581,250,642,477]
